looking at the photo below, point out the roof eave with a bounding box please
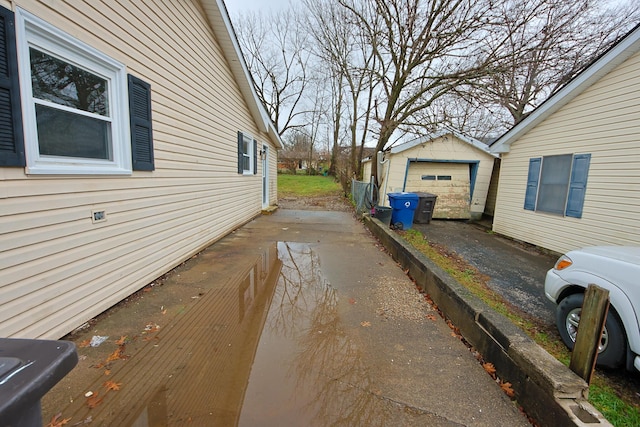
[200,0,283,149]
[490,25,640,154]
[391,130,496,158]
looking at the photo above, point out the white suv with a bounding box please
[545,246,640,371]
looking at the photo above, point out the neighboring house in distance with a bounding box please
[363,131,497,220]
[490,23,640,254]
[0,0,283,339]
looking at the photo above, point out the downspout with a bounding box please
[377,151,391,206]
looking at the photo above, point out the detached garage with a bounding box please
[363,131,497,220]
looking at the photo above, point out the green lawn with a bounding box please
[278,174,342,197]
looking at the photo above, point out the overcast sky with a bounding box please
[225,0,292,16]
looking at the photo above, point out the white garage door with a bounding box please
[405,162,471,219]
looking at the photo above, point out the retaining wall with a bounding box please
[364,216,611,427]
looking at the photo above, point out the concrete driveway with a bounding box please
[42,209,530,426]
[413,220,559,327]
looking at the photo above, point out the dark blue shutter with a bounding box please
[253,139,257,174]
[237,131,243,174]
[128,74,154,171]
[524,158,541,210]
[565,154,591,218]
[0,7,25,167]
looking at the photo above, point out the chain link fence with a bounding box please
[352,178,377,214]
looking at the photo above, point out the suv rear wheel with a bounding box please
[557,293,626,369]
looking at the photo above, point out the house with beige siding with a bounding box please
[363,131,497,220]
[0,0,283,339]
[490,23,640,254]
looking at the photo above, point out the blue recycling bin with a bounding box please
[388,192,419,230]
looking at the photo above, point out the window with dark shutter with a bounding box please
[524,154,590,217]
[0,6,25,167]
[16,8,132,174]
[128,74,154,171]
[237,131,255,175]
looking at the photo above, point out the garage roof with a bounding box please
[390,130,496,158]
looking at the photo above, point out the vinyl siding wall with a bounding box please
[379,135,495,218]
[493,51,640,254]
[0,0,278,338]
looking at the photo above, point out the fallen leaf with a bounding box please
[500,381,515,398]
[86,392,104,408]
[348,298,356,305]
[161,309,167,315]
[45,413,71,427]
[426,314,437,321]
[103,380,122,391]
[483,363,497,378]
[104,370,111,376]
[77,339,91,348]
[360,321,371,327]
[115,336,127,346]
[106,347,126,363]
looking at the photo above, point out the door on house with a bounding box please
[262,145,268,209]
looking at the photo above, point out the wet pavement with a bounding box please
[413,220,558,327]
[42,210,530,426]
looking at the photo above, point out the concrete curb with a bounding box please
[363,216,612,427]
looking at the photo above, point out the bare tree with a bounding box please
[234,0,640,182]
[465,0,640,129]
[337,0,502,183]
[305,0,379,181]
[234,9,312,135]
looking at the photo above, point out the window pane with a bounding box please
[537,155,572,214]
[30,48,109,116]
[36,104,111,159]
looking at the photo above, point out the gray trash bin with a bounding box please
[373,205,392,227]
[0,338,78,427]
[413,192,438,224]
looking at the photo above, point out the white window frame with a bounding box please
[15,8,131,175]
[240,132,254,175]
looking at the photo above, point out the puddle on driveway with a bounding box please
[63,242,423,426]
[238,242,374,426]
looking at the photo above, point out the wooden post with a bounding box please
[569,284,610,383]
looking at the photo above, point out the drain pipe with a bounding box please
[378,151,390,206]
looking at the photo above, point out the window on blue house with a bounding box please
[524,153,591,218]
